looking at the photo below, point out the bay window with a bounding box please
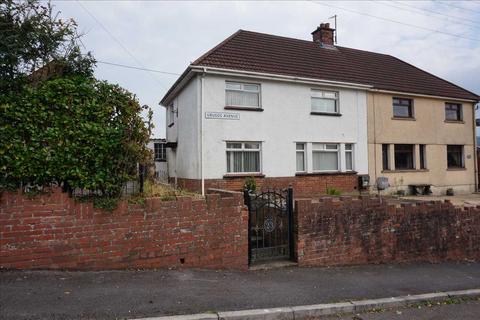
[296,143,306,172]
[394,144,415,170]
[345,144,353,171]
[312,143,339,171]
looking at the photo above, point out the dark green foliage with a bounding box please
[244,177,257,193]
[1,76,151,196]
[0,0,152,197]
[0,0,95,92]
[326,187,341,196]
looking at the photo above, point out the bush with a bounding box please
[244,177,257,193]
[0,76,151,196]
[326,187,342,196]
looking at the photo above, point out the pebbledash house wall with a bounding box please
[166,73,368,196]
[367,92,477,195]
[0,188,248,270]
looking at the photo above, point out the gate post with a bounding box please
[244,188,252,265]
[287,185,294,261]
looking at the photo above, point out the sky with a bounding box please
[49,0,480,138]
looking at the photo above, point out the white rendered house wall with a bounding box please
[200,74,369,179]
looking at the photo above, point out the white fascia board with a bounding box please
[190,65,373,90]
[369,88,479,103]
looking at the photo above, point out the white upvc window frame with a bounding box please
[225,81,261,108]
[226,141,262,174]
[168,103,176,127]
[312,143,340,172]
[296,143,307,172]
[345,143,354,171]
[311,89,339,114]
[154,143,166,161]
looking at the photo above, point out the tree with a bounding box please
[0,0,152,197]
[0,0,94,92]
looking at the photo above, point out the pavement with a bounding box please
[322,297,480,320]
[1,261,479,320]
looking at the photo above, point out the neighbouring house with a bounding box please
[146,138,168,182]
[160,24,479,196]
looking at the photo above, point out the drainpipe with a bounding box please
[200,68,206,196]
[473,102,479,192]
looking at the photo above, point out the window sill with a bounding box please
[382,169,429,173]
[295,171,357,176]
[167,123,174,128]
[447,167,466,171]
[444,120,464,124]
[223,173,265,179]
[310,112,342,117]
[391,117,416,121]
[154,159,167,162]
[224,106,263,112]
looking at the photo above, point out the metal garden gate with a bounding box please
[244,187,294,264]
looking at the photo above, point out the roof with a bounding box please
[184,30,478,101]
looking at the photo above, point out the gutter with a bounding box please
[190,65,373,90]
[161,65,373,107]
[161,66,478,107]
[369,88,479,103]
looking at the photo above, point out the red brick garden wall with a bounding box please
[295,196,480,267]
[174,173,358,197]
[0,188,248,270]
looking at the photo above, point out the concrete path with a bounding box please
[1,262,479,320]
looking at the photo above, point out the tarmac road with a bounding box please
[1,261,479,320]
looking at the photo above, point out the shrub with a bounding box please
[326,187,341,196]
[0,77,151,196]
[244,177,257,193]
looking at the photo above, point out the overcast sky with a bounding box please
[50,0,480,138]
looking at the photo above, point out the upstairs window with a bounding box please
[447,145,464,168]
[393,97,413,118]
[445,103,462,121]
[226,142,261,173]
[154,143,166,161]
[312,143,339,171]
[311,90,339,114]
[394,144,415,170]
[226,82,260,108]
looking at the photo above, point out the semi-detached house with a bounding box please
[160,24,479,196]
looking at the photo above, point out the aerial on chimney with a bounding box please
[311,23,335,47]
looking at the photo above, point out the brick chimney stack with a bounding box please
[312,23,335,46]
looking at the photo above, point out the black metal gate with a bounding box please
[244,187,294,264]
